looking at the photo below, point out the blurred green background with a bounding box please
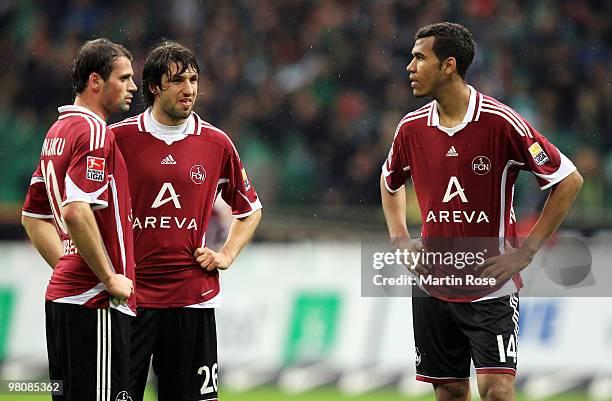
[0,387,595,401]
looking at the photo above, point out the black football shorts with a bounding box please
[412,286,519,383]
[45,301,132,401]
[130,308,218,401]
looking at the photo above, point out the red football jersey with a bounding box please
[22,105,136,315]
[383,86,576,301]
[110,110,262,308]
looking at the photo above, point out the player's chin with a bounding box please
[112,101,131,113]
[175,107,192,118]
[412,89,427,98]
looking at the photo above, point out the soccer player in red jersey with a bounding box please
[21,39,137,400]
[110,41,262,401]
[381,23,583,401]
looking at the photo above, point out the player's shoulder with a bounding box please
[108,114,141,138]
[194,115,239,155]
[56,105,105,131]
[478,94,532,138]
[394,101,435,136]
[55,105,109,148]
[479,94,523,118]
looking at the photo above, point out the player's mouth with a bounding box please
[410,78,419,88]
[125,97,133,104]
[179,98,193,107]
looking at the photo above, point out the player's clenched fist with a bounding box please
[194,247,234,271]
[103,273,134,299]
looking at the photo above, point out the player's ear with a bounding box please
[442,57,457,76]
[88,72,103,93]
[149,83,159,97]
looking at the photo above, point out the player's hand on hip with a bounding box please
[195,247,233,271]
[475,242,534,283]
[392,237,430,276]
[103,273,133,300]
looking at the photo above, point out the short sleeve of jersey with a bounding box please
[220,149,262,218]
[62,122,111,209]
[382,122,411,193]
[22,165,53,219]
[507,116,577,190]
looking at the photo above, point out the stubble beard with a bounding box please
[163,102,192,123]
[118,101,131,112]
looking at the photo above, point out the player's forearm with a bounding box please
[380,175,410,241]
[521,170,583,256]
[219,209,262,262]
[61,202,114,284]
[21,216,62,268]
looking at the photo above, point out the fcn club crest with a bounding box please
[471,156,491,176]
[190,164,206,184]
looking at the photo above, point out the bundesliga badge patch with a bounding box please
[242,168,251,191]
[528,142,549,165]
[86,156,105,182]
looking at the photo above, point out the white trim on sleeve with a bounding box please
[534,152,577,190]
[30,176,45,185]
[381,158,409,194]
[383,177,403,194]
[233,194,262,219]
[61,174,109,209]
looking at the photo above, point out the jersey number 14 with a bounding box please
[496,334,517,363]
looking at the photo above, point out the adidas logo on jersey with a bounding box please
[161,155,177,165]
[446,146,458,157]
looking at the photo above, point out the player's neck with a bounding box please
[151,105,188,126]
[73,95,108,121]
[433,81,470,128]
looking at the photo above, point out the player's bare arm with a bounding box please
[381,175,410,241]
[380,175,428,275]
[478,170,583,282]
[21,216,62,268]
[62,201,133,298]
[195,209,262,271]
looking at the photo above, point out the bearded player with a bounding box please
[110,41,262,401]
[381,23,582,401]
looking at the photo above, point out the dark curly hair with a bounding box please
[415,22,476,79]
[142,41,200,107]
[71,38,132,95]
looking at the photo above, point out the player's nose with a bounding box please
[182,82,195,96]
[128,79,137,92]
[407,59,416,73]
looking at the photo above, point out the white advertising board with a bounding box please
[1,242,610,377]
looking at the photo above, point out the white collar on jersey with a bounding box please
[57,105,106,125]
[142,108,196,145]
[428,85,478,137]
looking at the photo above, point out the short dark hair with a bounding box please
[142,41,200,107]
[415,22,475,79]
[71,38,132,95]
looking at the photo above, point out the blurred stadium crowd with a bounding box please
[0,0,611,229]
